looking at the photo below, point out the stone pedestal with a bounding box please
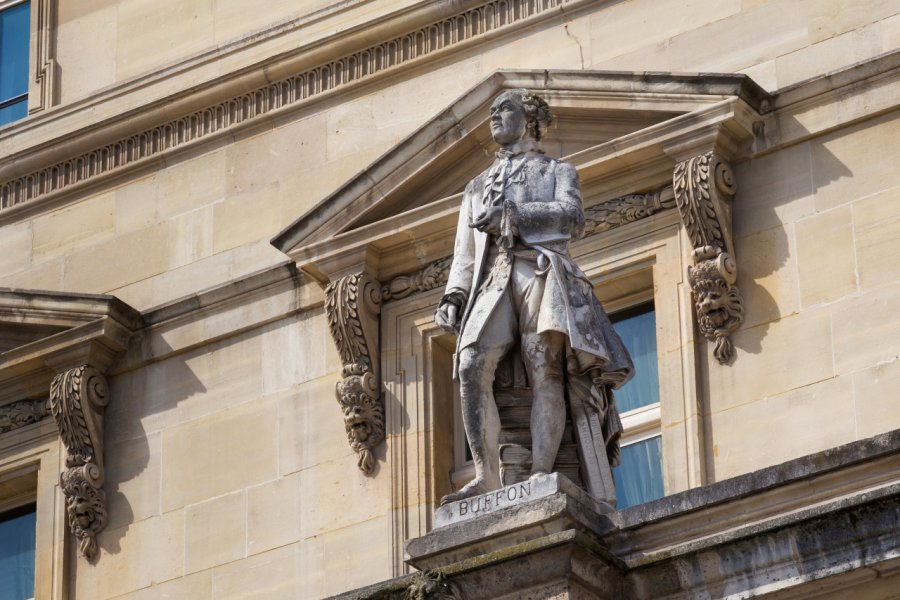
[331,432,900,600]
[408,475,620,599]
[405,473,624,599]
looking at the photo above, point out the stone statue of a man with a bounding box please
[435,89,634,505]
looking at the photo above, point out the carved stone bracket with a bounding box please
[325,272,385,474]
[381,257,452,302]
[49,365,109,561]
[363,569,464,600]
[397,570,463,600]
[673,152,745,364]
[583,187,676,236]
[0,398,50,434]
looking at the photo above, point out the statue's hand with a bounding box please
[434,302,459,333]
[469,205,503,234]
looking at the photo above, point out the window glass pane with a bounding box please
[0,503,36,600]
[0,1,30,103]
[613,435,664,509]
[611,303,659,412]
[0,96,26,126]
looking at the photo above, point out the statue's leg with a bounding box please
[442,292,515,504]
[521,330,567,475]
[509,257,567,476]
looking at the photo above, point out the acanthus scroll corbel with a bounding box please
[673,152,745,364]
[49,365,109,561]
[325,272,385,474]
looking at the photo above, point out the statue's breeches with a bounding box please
[457,253,567,385]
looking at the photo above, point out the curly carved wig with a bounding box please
[497,88,553,141]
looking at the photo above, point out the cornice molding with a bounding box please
[0,0,594,220]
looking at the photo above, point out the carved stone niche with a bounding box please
[0,289,142,561]
[272,70,769,487]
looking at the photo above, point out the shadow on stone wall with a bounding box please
[99,338,207,555]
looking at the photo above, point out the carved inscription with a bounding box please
[49,365,109,561]
[673,152,745,364]
[325,272,385,474]
[457,481,532,518]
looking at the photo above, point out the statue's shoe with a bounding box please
[439,479,489,505]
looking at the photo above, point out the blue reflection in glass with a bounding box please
[611,304,659,413]
[0,504,36,600]
[0,97,26,126]
[613,436,664,509]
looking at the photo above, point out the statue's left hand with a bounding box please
[469,205,503,234]
[434,302,459,333]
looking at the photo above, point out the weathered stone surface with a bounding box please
[341,431,900,600]
[5,2,900,598]
[433,472,610,529]
[433,89,634,508]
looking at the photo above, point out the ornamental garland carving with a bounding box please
[673,152,745,364]
[380,192,679,306]
[325,272,385,474]
[49,365,109,561]
[0,398,50,434]
[381,258,452,301]
[583,189,676,235]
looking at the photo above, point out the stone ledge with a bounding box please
[408,473,617,571]
[336,428,900,599]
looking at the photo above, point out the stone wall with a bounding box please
[1,1,899,598]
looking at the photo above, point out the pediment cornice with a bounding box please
[0,289,143,406]
[272,69,769,283]
[0,288,143,560]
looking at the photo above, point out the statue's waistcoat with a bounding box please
[456,153,613,363]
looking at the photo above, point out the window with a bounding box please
[0,502,36,600]
[0,0,30,126]
[611,302,665,508]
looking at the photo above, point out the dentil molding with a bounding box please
[0,0,588,215]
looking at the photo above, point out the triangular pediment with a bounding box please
[272,69,768,281]
[0,289,143,405]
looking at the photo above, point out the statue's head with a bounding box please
[489,89,552,145]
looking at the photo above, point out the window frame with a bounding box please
[579,209,705,495]
[0,498,37,600]
[0,416,67,600]
[380,207,706,573]
[0,0,55,127]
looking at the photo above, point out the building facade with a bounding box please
[1,1,900,598]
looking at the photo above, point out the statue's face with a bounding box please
[489,93,527,145]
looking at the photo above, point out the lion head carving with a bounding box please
[689,255,744,363]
